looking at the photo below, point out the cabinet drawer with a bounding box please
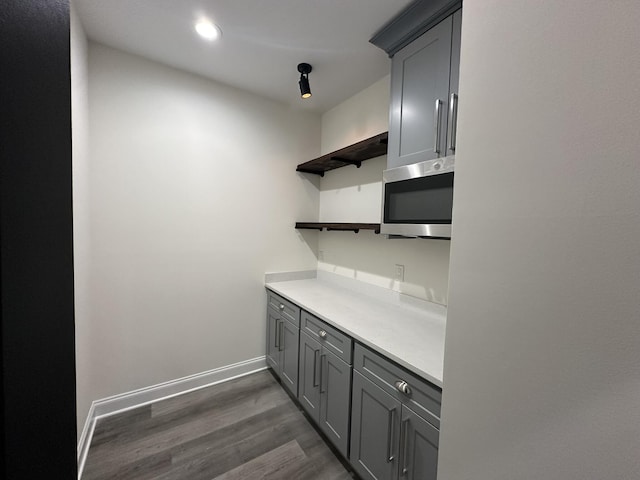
[354,343,441,428]
[266,290,300,327]
[301,310,352,364]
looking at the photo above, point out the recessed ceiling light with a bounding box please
[195,19,221,41]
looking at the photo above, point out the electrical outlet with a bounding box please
[395,264,405,282]
[318,250,324,261]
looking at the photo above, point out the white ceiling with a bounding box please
[74,0,413,113]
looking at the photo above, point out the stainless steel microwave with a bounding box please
[380,157,455,238]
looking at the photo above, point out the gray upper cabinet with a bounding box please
[298,314,352,458]
[387,10,462,169]
[265,290,300,397]
[446,9,462,158]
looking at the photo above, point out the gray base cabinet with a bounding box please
[350,371,401,480]
[266,289,441,479]
[298,322,352,457]
[266,291,300,397]
[350,344,441,480]
[400,406,439,480]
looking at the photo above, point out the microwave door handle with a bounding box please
[433,99,442,155]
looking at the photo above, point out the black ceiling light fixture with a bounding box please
[297,63,313,99]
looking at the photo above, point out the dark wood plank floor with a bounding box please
[82,370,356,479]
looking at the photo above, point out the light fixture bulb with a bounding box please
[195,20,221,41]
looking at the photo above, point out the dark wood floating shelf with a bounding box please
[296,132,388,177]
[295,222,381,234]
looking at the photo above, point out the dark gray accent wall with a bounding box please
[0,0,77,477]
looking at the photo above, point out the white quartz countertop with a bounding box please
[265,272,446,388]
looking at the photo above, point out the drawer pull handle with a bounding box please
[279,304,285,310]
[318,330,327,339]
[395,380,412,395]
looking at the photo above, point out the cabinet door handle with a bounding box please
[386,407,396,463]
[448,93,458,152]
[401,418,410,476]
[433,99,443,154]
[312,349,320,387]
[319,354,327,393]
[278,321,284,351]
[274,320,280,349]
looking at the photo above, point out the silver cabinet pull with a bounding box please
[433,99,443,154]
[386,407,396,462]
[278,321,284,351]
[279,303,285,310]
[448,93,458,152]
[401,418,410,476]
[395,380,412,395]
[318,330,327,339]
[319,354,327,393]
[313,349,320,387]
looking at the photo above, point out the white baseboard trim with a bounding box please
[77,356,267,479]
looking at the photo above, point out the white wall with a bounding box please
[318,76,451,304]
[439,1,640,478]
[70,1,92,438]
[81,44,320,421]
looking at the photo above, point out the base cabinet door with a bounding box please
[350,371,401,480]
[298,332,321,420]
[266,309,281,372]
[400,407,439,480]
[280,319,299,396]
[319,350,351,457]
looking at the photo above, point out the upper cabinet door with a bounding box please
[446,9,462,157]
[388,15,453,169]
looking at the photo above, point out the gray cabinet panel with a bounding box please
[446,9,462,157]
[266,289,300,397]
[319,350,351,457]
[266,309,281,372]
[298,332,321,421]
[400,407,439,480]
[280,320,299,396]
[354,343,441,429]
[388,15,453,168]
[267,290,300,327]
[301,310,353,364]
[350,371,400,480]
